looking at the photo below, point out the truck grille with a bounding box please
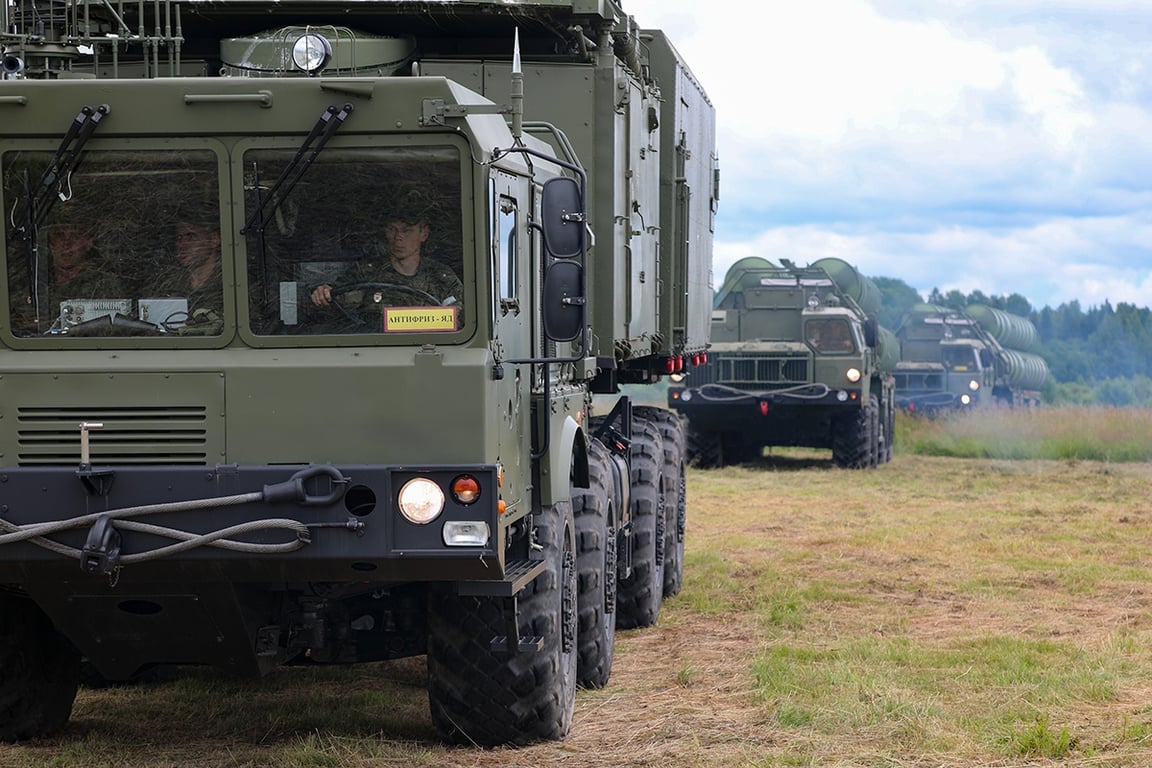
[694,353,809,390]
[16,405,210,465]
[894,372,944,392]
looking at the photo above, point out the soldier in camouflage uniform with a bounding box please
[309,188,464,329]
[142,220,224,334]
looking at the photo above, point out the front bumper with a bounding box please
[0,462,507,585]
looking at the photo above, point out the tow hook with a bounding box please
[80,514,121,577]
[262,465,349,506]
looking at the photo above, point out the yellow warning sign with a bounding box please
[383,307,458,333]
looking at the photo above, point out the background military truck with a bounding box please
[0,0,716,745]
[894,303,1048,414]
[668,257,897,469]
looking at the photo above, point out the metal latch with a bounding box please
[76,421,115,496]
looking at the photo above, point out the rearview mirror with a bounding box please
[540,177,584,259]
[542,260,584,342]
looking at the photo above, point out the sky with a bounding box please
[621,0,1152,311]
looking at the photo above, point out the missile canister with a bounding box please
[811,257,881,317]
[874,325,901,373]
[716,257,775,304]
[997,349,1050,390]
[965,304,1039,352]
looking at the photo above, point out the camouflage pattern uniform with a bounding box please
[336,245,465,325]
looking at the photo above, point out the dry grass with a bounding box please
[8,452,1152,767]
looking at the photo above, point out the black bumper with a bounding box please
[0,463,506,585]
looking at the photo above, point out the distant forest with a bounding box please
[871,277,1152,407]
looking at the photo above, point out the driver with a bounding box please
[309,187,464,326]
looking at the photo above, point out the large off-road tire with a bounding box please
[880,399,895,464]
[635,407,686,599]
[0,594,82,742]
[686,424,723,469]
[868,396,881,468]
[831,404,872,469]
[616,420,665,629]
[574,438,617,689]
[427,500,577,745]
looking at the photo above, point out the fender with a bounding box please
[537,415,587,506]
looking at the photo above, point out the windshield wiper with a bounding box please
[8,105,110,331]
[241,102,353,237]
[29,104,110,231]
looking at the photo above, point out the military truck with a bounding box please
[668,257,897,469]
[0,0,716,745]
[894,304,1047,414]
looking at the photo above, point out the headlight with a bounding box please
[443,521,490,547]
[960,394,972,405]
[398,477,445,524]
[292,33,332,73]
[680,389,693,402]
[968,379,980,391]
[845,368,862,383]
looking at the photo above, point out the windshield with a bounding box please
[942,345,978,371]
[3,149,222,338]
[242,146,466,337]
[805,318,855,353]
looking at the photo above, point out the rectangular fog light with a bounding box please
[443,520,490,547]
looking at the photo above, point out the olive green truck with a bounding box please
[669,257,897,469]
[0,0,716,745]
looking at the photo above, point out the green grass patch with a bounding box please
[897,406,1152,461]
[753,633,1126,758]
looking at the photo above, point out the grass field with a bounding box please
[6,409,1152,767]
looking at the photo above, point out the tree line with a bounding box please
[871,277,1152,407]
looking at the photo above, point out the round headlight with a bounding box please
[292,33,332,73]
[968,379,980,391]
[398,478,445,524]
[960,394,972,405]
[845,368,862,383]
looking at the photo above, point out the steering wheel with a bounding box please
[325,281,443,329]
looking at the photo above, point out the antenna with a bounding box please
[510,28,523,140]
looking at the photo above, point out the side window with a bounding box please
[497,196,517,304]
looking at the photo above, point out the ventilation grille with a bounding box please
[17,405,210,465]
[894,372,945,392]
[694,353,810,389]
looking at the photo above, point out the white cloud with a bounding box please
[622,0,1152,308]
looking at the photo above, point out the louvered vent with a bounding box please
[711,353,809,390]
[17,405,210,465]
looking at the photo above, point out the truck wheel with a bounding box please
[635,407,686,598]
[574,438,616,689]
[832,406,872,469]
[0,594,81,742]
[617,420,665,629]
[687,426,723,469]
[881,401,896,463]
[868,396,881,467]
[426,499,577,745]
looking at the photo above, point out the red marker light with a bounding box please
[451,474,481,505]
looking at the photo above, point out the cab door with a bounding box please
[491,172,534,505]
